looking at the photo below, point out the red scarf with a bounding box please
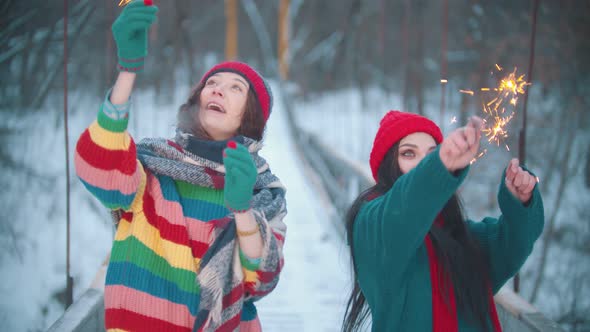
[425,218,502,332]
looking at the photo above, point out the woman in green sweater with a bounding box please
[342,111,544,331]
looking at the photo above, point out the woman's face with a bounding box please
[198,72,250,140]
[397,132,437,174]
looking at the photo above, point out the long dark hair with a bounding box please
[342,144,492,332]
[177,80,266,141]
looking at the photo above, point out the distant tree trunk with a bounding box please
[225,0,238,61]
[349,0,362,85]
[106,0,114,86]
[278,0,290,80]
[414,0,425,115]
[174,0,194,86]
[440,0,448,123]
[354,3,367,108]
[402,0,411,111]
[379,0,386,67]
[586,144,590,188]
[330,0,361,87]
[378,0,389,93]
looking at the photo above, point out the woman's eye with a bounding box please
[232,85,243,92]
[401,150,415,157]
[206,79,216,86]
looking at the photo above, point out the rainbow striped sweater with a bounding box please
[75,98,283,331]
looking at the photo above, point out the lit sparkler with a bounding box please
[497,69,528,97]
[481,103,514,147]
[480,66,529,148]
[459,65,530,163]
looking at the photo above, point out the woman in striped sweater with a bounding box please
[342,111,544,331]
[75,2,287,331]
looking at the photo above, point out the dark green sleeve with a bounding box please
[353,147,468,269]
[467,170,544,294]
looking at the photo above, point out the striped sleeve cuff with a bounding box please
[102,88,131,121]
[239,249,261,271]
[117,57,145,73]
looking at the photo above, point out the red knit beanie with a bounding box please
[369,111,443,181]
[200,61,273,122]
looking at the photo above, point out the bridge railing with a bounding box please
[46,259,107,332]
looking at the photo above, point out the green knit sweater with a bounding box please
[353,148,544,331]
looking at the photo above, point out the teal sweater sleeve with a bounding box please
[354,147,468,268]
[466,169,544,294]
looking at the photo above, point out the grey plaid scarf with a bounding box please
[134,131,287,331]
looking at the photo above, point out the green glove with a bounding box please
[111,1,158,72]
[223,141,257,212]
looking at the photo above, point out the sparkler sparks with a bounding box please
[497,68,528,97]
[480,66,528,147]
[456,65,530,164]
[481,104,515,146]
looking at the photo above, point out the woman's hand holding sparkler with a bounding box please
[439,116,483,172]
[504,158,536,205]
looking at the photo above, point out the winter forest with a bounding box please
[1,0,589,331]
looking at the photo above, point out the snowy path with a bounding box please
[254,86,351,331]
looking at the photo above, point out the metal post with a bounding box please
[514,0,540,294]
[64,0,74,308]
